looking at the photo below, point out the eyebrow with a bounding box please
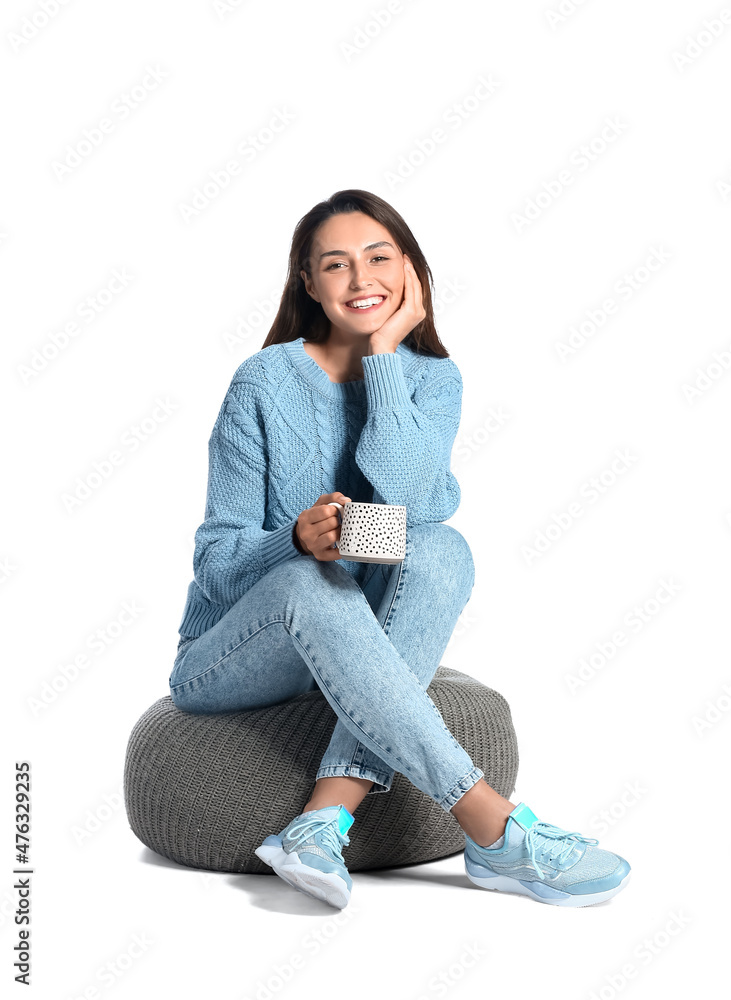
[319,241,395,259]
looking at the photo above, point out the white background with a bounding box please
[3,0,730,997]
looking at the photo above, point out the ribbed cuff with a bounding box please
[361,350,412,409]
[177,580,227,638]
[257,517,303,572]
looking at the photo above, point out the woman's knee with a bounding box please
[260,552,343,595]
[407,522,475,595]
[268,553,362,623]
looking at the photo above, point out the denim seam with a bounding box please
[169,618,288,689]
[336,561,399,769]
[288,630,413,775]
[381,554,405,636]
[315,764,392,785]
[438,766,484,812]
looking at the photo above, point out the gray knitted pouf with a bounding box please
[124,665,518,874]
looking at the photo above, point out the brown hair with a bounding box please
[260,189,449,358]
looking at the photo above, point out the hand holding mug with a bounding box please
[294,492,352,561]
[326,500,407,564]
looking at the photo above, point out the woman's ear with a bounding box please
[300,269,319,302]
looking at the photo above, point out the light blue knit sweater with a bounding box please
[178,335,463,637]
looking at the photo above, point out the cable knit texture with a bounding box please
[178,336,463,638]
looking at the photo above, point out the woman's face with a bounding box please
[300,211,406,340]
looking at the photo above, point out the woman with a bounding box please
[169,189,631,910]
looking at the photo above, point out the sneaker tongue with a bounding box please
[300,804,354,836]
[336,805,354,836]
[505,802,539,845]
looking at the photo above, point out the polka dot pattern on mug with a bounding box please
[338,503,407,564]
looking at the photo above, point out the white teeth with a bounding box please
[347,296,383,309]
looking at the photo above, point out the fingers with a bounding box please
[298,492,351,559]
[311,492,350,520]
[403,254,425,320]
[402,255,417,308]
[311,499,350,525]
[315,492,351,507]
[310,525,344,561]
[315,544,342,561]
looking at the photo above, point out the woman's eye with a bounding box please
[325,255,390,271]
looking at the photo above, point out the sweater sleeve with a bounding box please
[355,350,462,524]
[192,388,302,608]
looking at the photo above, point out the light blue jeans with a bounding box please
[168,522,484,813]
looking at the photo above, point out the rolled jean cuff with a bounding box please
[314,764,394,795]
[438,766,485,814]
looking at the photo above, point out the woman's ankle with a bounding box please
[302,775,374,816]
[450,779,516,847]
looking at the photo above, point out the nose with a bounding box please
[349,258,372,289]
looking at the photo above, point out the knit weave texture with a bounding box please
[178,335,463,638]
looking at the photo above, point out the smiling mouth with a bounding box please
[344,295,386,311]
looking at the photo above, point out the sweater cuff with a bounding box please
[361,350,412,409]
[258,517,302,572]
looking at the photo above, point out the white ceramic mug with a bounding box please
[327,501,407,564]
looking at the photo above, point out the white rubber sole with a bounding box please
[254,841,351,909]
[465,866,631,907]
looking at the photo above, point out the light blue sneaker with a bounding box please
[464,802,631,907]
[254,804,354,909]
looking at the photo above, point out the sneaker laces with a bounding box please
[523,821,599,880]
[286,813,350,860]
